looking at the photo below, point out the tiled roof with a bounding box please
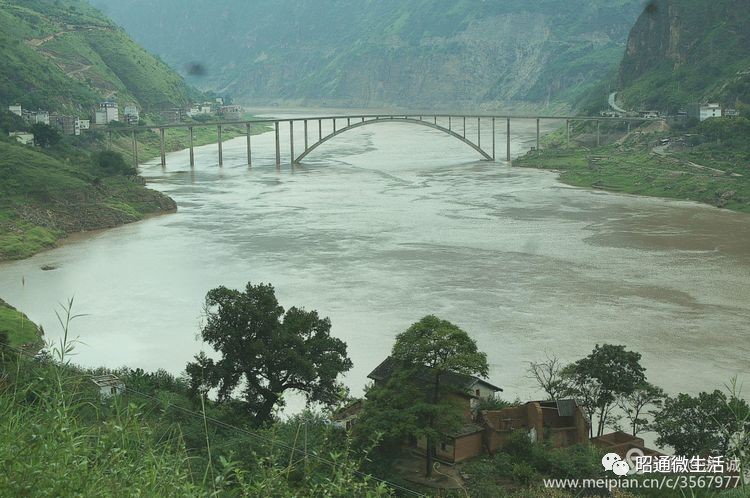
[367,356,502,393]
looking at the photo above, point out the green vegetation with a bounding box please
[653,387,750,457]
[358,316,489,477]
[1,294,748,496]
[616,0,750,113]
[186,282,353,426]
[90,0,644,109]
[0,0,199,113]
[0,138,175,261]
[0,298,42,350]
[514,118,750,213]
[0,348,391,497]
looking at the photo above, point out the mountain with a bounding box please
[88,0,644,110]
[0,0,200,113]
[615,0,750,112]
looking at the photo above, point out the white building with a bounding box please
[9,131,34,145]
[91,374,125,398]
[79,119,90,130]
[96,102,119,124]
[688,103,722,121]
[220,104,243,121]
[8,104,22,117]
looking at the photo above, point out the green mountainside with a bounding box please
[0,0,199,113]
[615,0,750,112]
[89,0,644,110]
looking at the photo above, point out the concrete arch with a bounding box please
[293,117,493,163]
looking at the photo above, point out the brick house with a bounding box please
[367,356,503,463]
[481,399,590,453]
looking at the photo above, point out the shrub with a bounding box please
[94,150,136,176]
[511,461,537,485]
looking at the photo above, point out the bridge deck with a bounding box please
[116,113,661,168]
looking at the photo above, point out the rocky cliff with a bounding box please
[616,0,750,112]
[89,0,644,110]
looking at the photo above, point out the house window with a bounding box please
[475,389,481,397]
[110,386,117,395]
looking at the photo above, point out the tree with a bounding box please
[528,353,569,400]
[563,344,646,437]
[616,382,665,436]
[185,282,352,426]
[30,123,61,147]
[360,315,489,477]
[652,390,750,457]
[93,150,136,176]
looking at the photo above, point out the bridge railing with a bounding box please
[113,114,664,168]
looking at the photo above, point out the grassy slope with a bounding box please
[0,139,176,261]
[514,122,750,213]
[0,0,198,112]
[0,354,390,497]
[0,298,42,350]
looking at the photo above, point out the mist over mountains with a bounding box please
[89,0,645,110]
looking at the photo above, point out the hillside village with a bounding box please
[6,98,244,146]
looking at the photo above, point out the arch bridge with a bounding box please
[118,113,663,168]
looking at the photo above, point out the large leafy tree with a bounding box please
[186,282,352,426]
[359,315,489,477]
[563,344,646,437]
[652,390,750,457]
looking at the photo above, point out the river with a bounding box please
[1,111,748,407]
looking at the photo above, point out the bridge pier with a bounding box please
[275,122,280,166]
[304,119,308,150]
[217,125,223,166]
[159,128,166,167]
[492,118,495,160]
[536,118,540,151]
[477,117,481,148]
[506,118,511,162]
[189,127,194,167]
[246,123,252,166]
[318,119,322,141]
[448,116,452,131]
[463,116,466,138]
[290,120,295,164]
[347,117,351,126]
[132,131,138,169]
[333,118,336,134]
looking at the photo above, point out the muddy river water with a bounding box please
[1,111,748,408]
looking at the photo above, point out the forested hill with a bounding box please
[615,0,750,113]
[89,0,644,111]
[0,0,200,113]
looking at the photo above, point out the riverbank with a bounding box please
[513,122,750,213]
[0,119,272,263]
[0,140,176,262]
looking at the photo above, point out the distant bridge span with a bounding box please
[118,113,664,168]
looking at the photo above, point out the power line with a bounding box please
[0,343,426,497]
